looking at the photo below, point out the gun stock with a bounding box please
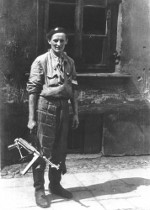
[21,153,39,175]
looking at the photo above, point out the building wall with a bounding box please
[102,0,150,155]
[0,0,38,167]
[1,0,150,167]
[121,0,150,98]
[0,0,37,98]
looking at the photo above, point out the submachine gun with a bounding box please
[8,138,60,175]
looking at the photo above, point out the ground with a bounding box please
[1,155,150,210]
[1,154,150,178]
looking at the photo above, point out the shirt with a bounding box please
[27,50,78,96]
[47,49,65,86]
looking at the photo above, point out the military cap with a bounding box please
[46,27,67,40]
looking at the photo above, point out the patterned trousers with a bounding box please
[32,96,69,191]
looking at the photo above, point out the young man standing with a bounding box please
[27,27,79,208]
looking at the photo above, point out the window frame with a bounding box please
[42,0,120,74]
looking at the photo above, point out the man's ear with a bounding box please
[48,40,51,45]
[65,38,68,45]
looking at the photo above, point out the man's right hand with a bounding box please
[27,119,37,134]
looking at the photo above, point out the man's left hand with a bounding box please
[72,114,79,129]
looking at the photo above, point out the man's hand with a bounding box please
[27,119,37,134]
[72,114,79,129]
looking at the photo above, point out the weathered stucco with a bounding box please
[100,0,150,156]
[0,0,38,167]
[0,0,37,103]
[120,0,150,100]
[1,0,150,167]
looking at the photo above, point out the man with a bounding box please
[27,27,79,208]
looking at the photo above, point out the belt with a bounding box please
[38,96,68,107]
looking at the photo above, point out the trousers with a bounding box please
[32,96,69,191]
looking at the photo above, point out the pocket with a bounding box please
[38,97,49,111]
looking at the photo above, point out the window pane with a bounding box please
[49,4,75,33]
[83,7,106,34]
[82,36,104,64]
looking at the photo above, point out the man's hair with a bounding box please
[46,27,68,40]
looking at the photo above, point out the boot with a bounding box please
[32,159,50,207]
[35,190,50,208]
[49,182,73,199]
[32,158,46,191]
[48,167,73,199]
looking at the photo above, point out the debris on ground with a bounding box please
[1,155,150,178]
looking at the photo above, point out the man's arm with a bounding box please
[41,83,72,99]
[27,93,38,132]
[70,88,79,129]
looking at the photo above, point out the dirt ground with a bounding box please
[1,154,150,178]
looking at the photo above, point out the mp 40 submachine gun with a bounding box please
[8,138,60,175]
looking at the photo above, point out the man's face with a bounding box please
[48,33,68,56]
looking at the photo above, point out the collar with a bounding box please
[47,49,71,77]
[49,49,68,63]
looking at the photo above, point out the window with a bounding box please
[46,0,120,73]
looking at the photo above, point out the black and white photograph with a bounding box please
[1,0,150,209]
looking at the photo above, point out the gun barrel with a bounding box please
[8,143,18,150]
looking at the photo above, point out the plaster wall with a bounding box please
[120,0,150,99]
[0,0,38,167]
[1,0,150,167]
[0,0,37,96]
[102,0,150,156]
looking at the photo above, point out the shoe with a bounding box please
[35,190,50,208]
[49,183,73,199]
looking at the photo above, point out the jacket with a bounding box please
[27,50,78,98]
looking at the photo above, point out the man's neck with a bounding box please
[50,49,63,58]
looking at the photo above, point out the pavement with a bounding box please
[1,155,150,210]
